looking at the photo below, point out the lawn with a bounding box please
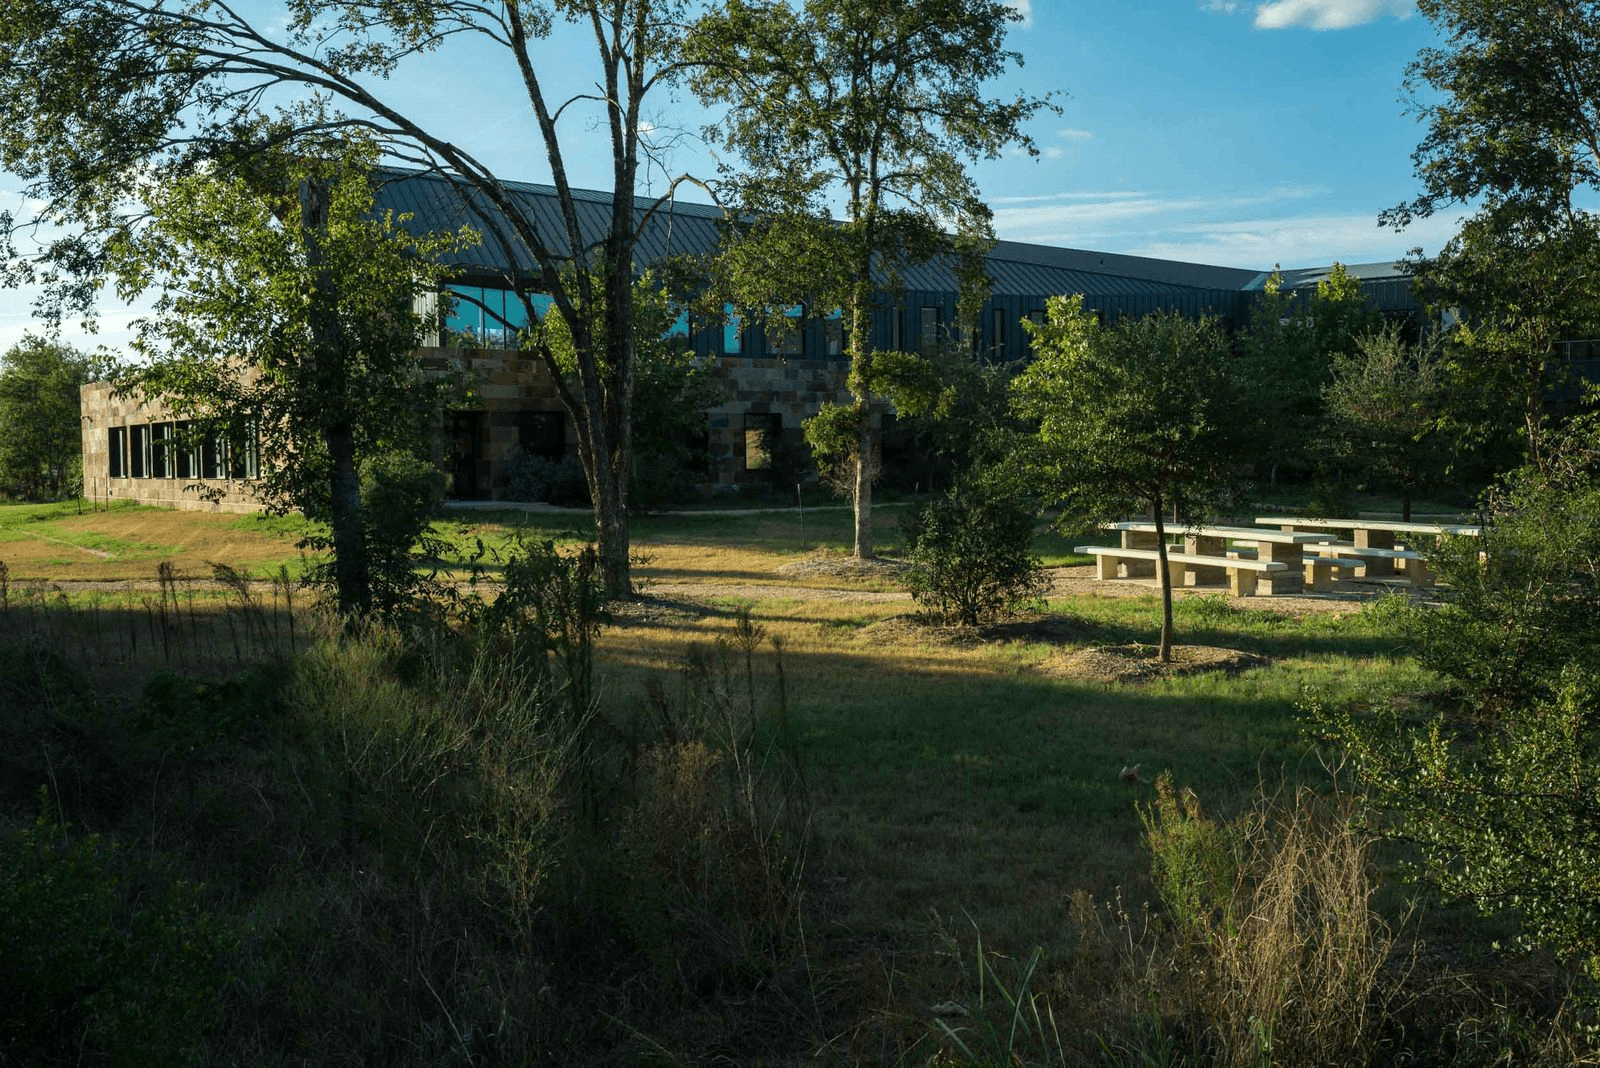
[0,497,1438,1052]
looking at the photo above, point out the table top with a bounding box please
[1256,516,1482,536]
[1108,521,1337,544]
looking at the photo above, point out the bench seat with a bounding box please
[1305,544,1433,585]
[1077,545,1286,597]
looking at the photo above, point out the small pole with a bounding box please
[796,482,805,551]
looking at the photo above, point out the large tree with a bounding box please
[1012,297,1245,662]
[0,0,696,597]
[0,336,100,500]
[1384,0,1600,470]
[106,147,463,616]
[687,0,1051,558]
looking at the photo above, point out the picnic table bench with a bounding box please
[1257,516,1480,580]
[1088,522,1339,596]
[1075,545,1288,597]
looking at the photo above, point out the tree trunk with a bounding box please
[1153,493,1174,662]
[302,178,369,617]
[591,460,632,598]
[853,406,874,559]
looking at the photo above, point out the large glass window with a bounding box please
[108,426,127,478]
[991,308,1007,361]
[129,424,150,478]
[150,422,175,479]
[723,304,743,355]
[444,285,541,348]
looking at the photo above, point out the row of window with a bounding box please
[106,421,261,481]
[442,284,1047,360]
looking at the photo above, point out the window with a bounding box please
[722,304,743,355]
[889,308,904,352]
[744,413,781,470]
[200,434,227,479]
[444,284,539,348]
[150,422,175,479]
[766,306,803,357]
[108,426,127,478]
[229,419,260,480]
[991,308,1007,361]
[919,306,940,356]
[1025,309,1045,354]
[129,424,150,478]
[823,310,844,357]
[664,307,691,347]
[173,420,197,479]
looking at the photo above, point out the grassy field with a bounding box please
[12,497,1559,1063]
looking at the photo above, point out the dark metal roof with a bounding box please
[372,167,1383,306]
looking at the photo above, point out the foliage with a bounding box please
[504,451,588,505]
[0,796,229,1066]
[0,336,100,500]
[1387,1,1600,472]
[1237,264,1382,482]
[0,0,696,598]
[354,449,450,615]
[1314,417,1600,981]
[104,146,464,618]
[1320,325,1451,520]
[900,479,1047,626]
[688,0,1053,558]
[1410,203,1600,473]
[1012,296,1245,660]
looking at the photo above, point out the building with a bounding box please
[80,169,1418,510]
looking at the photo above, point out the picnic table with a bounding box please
[1097,521,1339,595]
[1257,517,1481,579]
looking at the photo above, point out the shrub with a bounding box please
[357,450,449,614]
[900,480,1048,626]
[505,450,588,505]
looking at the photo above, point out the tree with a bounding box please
[0,0,697,597]
[1410,203,1600,472]
[1313,415,1600,977]
[1320,325,1451,521]
[106,149,464,616]
[0,336,99,499]
[687,0,1052,558]
[1384,0,1600,471]
[1012,297,1245,662]
[1236,263,1380,485]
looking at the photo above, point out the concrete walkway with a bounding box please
[442,499,914,518]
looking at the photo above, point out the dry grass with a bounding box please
[0,505,309,581]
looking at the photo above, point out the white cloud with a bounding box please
[989,187,1455,269]
[1203,0,1243,13]
[1008,1,1033,29]
[1254,0,1414,31]
[1057,128,1094,142]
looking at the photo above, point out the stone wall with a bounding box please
[80,383,264,513]
[79,348,861,509]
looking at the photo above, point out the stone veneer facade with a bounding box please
[80,382,264,513]
[79,346,860,510]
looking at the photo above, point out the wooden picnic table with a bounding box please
[1256,516,1481,578]
[1107,521,1337,595]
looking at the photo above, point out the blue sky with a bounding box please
[1,0,1459,352]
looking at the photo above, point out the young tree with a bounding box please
[107,150,465,616]
[0,0,697,596]
[1012,297,1244,662]
[1320,325,1450,521]
[1237,263,1380,484]
[687,0,1052,558]
[0,336,99,499]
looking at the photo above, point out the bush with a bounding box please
[1315,418,1600,993]
[900,481,1047,626]
[505,450,589,505]
[358,450,448,614]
